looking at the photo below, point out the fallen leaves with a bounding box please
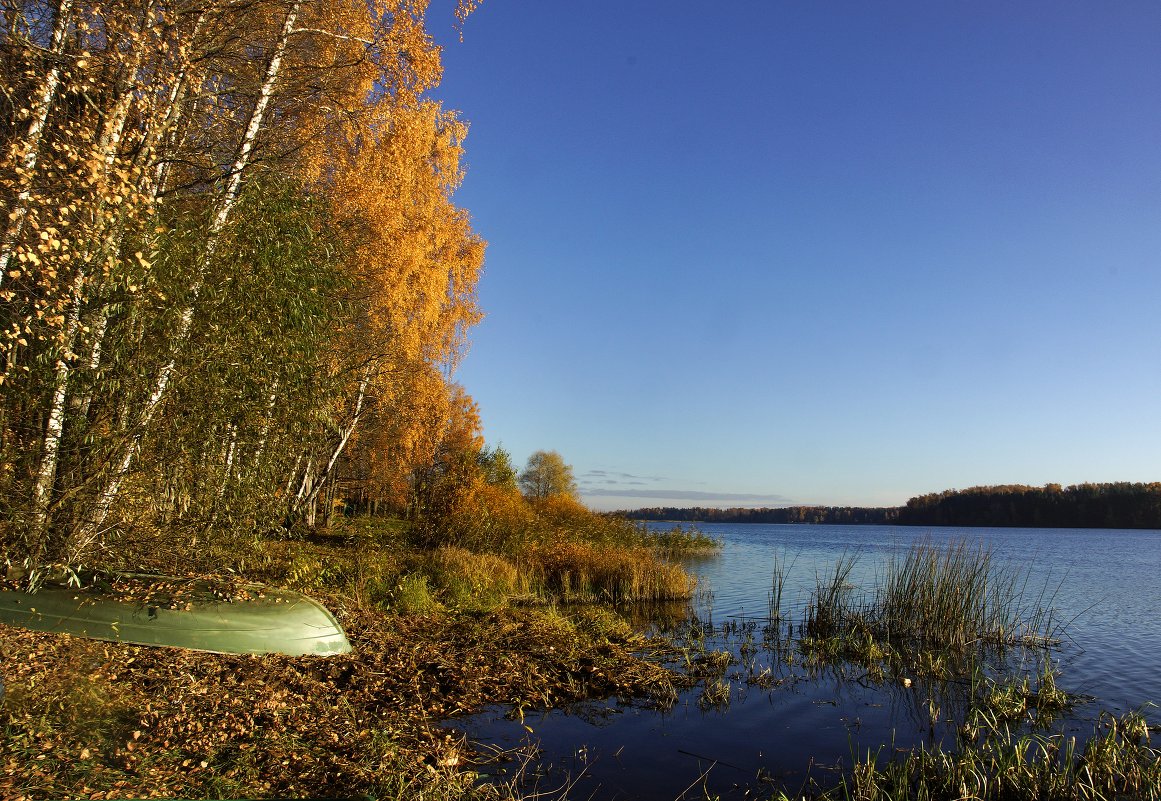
[0,603,681,799]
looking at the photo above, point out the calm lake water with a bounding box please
[458,524,1161,799]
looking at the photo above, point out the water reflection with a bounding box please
[455,524,1161,800]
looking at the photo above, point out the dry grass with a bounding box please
[260,521,699,609]
[519,541,697,603]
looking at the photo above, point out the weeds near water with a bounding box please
[689,650,733,678]
[805,551,860,638]
[966,660,1075,733]
[390,573,440,614]
[879,539,1015,647]
[645,524,721,558]
[422,547,525,610]
[698,678,732,711]
[520,541,696,603]
[835,706,1161,801]
[768,550,799,622]
[804,539,1061,653]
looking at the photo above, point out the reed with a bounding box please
[878,539,1018,647]
[519,541,697,603]
[967,661,1074,732]
[804,539,1058,651]
[642,524,721,558]
[804,551,860,638]
[839,708,1161,800]
[698,677,732,711]
[768,551,794,621]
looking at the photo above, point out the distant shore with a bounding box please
[618,481,1161,529]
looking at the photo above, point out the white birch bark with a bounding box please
[27,21,158,549]
[70,10,208,425]
[285,453,304,498]
[216,422,239,500]
[75,1,303,547]
[249,381,280,472]
[295,457,314,503]
[0,0,76,286]
[27,268,85,545]
[292,366,372,516]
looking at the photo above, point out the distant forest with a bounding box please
[621,483,1161,529]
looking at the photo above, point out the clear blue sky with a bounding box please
[427,1,1161,511]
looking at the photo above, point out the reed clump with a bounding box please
[805,539,1058,651]
[262,498,706,609]
[421,547,525,610]
[839,708,1161,800]
[642,524,721,559]
[432,489,717,560]
[412,487,712,605]
[519,541,696,603]
[698,677,732,711]
[967,662,1075,732]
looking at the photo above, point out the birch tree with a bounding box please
[1,0,488,581]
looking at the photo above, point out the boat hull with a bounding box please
[0,584,351,657]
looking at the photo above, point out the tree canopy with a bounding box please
[518,451,578,500]
[0,0,487,582]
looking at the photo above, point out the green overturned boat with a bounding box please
[0,574,351,657]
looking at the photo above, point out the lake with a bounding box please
[457,524,1161,799]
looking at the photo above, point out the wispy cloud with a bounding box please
[580,470,666,483]
[581,488,793,504]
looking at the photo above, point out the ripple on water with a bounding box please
[459,524,1161,801]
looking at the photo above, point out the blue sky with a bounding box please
[428,1,1161,511]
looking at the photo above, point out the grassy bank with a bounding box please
[9,530,1158,800]
[820,706,1161,801]
[0,510,714,800]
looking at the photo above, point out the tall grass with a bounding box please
[268,518,698,608]
[805,551,860,637]
[421,546,525,610]
[411,491,710,605]
[767,551,798,621]
[805,539,1059,650]
[879,539,1018,646]
[642,524,721,559]
[520,541,696,603]
[433,489,718,557]
[841,708,1161,800]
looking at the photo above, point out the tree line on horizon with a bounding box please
[619,482,1161,529]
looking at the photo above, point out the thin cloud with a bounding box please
[582,488,793,503]
[583,471,666,483]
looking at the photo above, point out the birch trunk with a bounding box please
[28,22,160,555]
[249,382,280,473]
[25,267,85,561]
[285,453,304,499]
[0,0,76,286]
[69,10,208,429]
[291,366,372,517]
[73,1,303,552]
[219,423,238,496]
